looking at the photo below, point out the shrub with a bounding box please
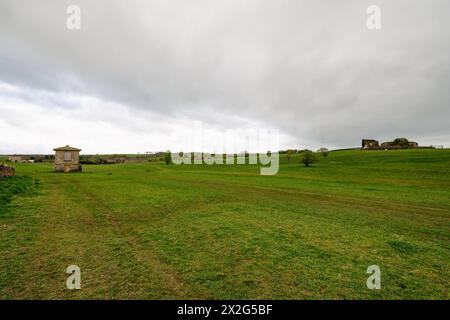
[94,157,108,165]
[392,138,409,147]
[165,151,172,165]
[299,150,318,167]
[80,160,95,165]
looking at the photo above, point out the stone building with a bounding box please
[408,141,419,148]
[381,139,419,150]
[362,139,380,150]
[53,145,82,172]
[8,155,22,162]
[364,138,420,150]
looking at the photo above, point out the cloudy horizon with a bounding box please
[1,0,449,154]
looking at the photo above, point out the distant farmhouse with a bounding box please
[362,138,419,150]
[8,155,22,162]
[362,139,380,150]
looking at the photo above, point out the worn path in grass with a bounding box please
[1,149,449,299]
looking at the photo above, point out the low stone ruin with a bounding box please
[0,164,15,178]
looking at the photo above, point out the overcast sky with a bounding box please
[1,0,449,154]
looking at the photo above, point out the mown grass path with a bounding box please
[1,149,449,299]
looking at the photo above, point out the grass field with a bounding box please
[0,149,449,299]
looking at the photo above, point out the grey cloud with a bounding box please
[0,0,449,150]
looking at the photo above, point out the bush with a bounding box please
[79,160,95,165]
[96,158,109,164]
[165,151,172,165]
[299,150,318,167]
[392,138,409,147]
[0,176,38,210]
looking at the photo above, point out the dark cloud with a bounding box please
[1,0,449,152]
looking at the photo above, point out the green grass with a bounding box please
[0,149,449,299]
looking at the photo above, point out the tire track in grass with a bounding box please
[11,179,137,299]
[0,177,42,299]
[12,175,191,299]
[69,179,196,299]
[163,173,450,219]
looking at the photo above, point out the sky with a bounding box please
[0,0,449,154]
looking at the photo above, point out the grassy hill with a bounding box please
[0,149,449,299]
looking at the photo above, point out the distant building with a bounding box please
[123,157,148,163]
[408,141,418,148]
[106,158,126,164]
[365,138,420,150]
[362,139,380,150]
[53,145,82,172]
[8,155,22,162]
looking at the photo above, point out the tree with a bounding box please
[392,138,409,147]
[299,150,317,167]
[165,151,172,165]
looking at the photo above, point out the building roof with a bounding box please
[53,145,82,151]
[362,139,378,142]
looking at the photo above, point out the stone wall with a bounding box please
[0,164,15,178]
